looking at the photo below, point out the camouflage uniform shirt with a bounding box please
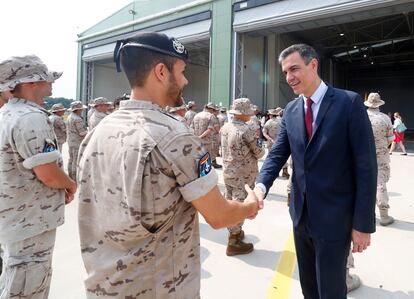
[88,111,108,130]
[221,119,265,188]
[77,99,218,299]
[0,98,65,243]
[184,110,196,127]
[67,112,87,147]
[263,117,282,148]
[49,113,67,147]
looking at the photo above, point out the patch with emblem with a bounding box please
[172,39,185,54]
[43,138,57,153]
[198,152,212,178]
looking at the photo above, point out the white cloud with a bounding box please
[1,0,131,99]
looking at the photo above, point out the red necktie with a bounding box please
[305,98,313,140]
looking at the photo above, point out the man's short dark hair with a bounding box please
[120,48,177,88]
[278,44,319,65]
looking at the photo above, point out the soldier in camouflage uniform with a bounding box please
[209,103,222,163]
[87,98,96,120]
[184,100,197,127]
[364,93,395,226]
[49,103,67,151]
[193,103,222,168]
[77,32,259,299]
[66,101,87,180]
[0,55,76,299]
[221,98,265,256]
[88,97,111,130]
[263,107,290,178]
[217,107,228,128]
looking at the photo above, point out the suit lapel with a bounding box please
[292,96,307,148]
[309,86,335,144]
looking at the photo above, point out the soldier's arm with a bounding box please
[33,162,76,196]
[192,185,258,228]
[262,124,272,142]
[75,118,88,136]
[58,118,67,139]
[245,127,265,159]
[199,128,212,139]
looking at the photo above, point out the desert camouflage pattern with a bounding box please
[0,229,56,299]
[67,112,87,179]
[77,99,218,299]
[367,108,394,208]
[263,116,282,149]
[210,114,221,159]
[220,119,264,233]
[88,111,109,130]
[0,98,65,244]
[192,110,217,159]
[173,114,187,124]
[217,112,228,128]
[184,110,197,128]
[49,114,67,150]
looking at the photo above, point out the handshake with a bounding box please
[243,184,266,220]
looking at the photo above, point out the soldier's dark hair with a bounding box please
[278,44,319,65]
[120,48,177,88]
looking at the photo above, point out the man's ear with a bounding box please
[153,62,168,84]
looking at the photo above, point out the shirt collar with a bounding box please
[303,81,328,105]
[8,97,50,115]
[119,99,163,111]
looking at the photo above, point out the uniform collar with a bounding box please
[119,99,163,111]
[8,97,50,115]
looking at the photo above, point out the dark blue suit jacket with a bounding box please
[257,86,377,240]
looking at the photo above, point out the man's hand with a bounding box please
[351,229,371,253]
[65,183,77,205]
[244,184,259,220]
[253,186,265,209]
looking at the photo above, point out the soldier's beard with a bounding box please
[167,74,184,107]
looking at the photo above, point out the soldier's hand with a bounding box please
[244,184,259,220]
[351,229,371,253]
[65,183,77,205]
[253,186,265,209]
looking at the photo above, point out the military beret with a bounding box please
[114,32,189,72]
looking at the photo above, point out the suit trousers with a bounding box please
[293,206,351,299]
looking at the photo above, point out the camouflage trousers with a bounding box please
[202,142,216,160]
[377,166,390,209]
[57,142,64,153]
[68,146,79,180]
[0,229,56,299]
[224,179,255,234]
[346,249,354,269]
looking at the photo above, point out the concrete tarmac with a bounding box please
[49,145,414,299]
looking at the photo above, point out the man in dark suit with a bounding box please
[254,44,377,299]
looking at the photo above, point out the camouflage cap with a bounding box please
[229,98,255,115]
[69,101,87,111]
[206,102,219,110]
[50,103,66,113]
[364,92,385,108]
[92,97,111,106]
[220,107,227,112]
[187,101,196,108]
[268,107,283,116]
[0,55,62,92]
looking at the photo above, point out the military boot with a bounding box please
[236,230,245,241]
[282,167,290,179]
[212,159,222,169]
[379,208,394,226]
[287,192,291,207]
[346,269,361,293]
[226,233,253,256]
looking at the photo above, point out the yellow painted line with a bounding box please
[266,231,297,299]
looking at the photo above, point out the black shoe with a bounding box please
[212,160,222,168]
[401,153,407,156]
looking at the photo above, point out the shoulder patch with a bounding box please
[43,138,57,153]
[198,152,212,178]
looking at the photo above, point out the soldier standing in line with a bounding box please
[193,103,222,168]
[184,100,197,127]
[49,103,67,152]
[209,103,222,162]
[66,101,87,180]
[217,107,228,128]
[87,98,96,120]
[167,104,188,124]
[76,32,259,299]
[88,97,111,130]
[0,55,76,298]
[365,93,395,224]
[263,107,290,178]
[221,98,265,255]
